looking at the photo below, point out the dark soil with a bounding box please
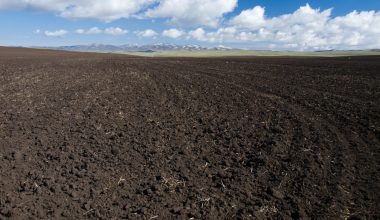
[0,47,379,219]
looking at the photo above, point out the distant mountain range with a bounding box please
[35,44,380,54]
[48,43,234,52]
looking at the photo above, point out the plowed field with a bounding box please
[0,47,379,219]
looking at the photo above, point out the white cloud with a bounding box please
[2,1,380,50]
[136,29,158,38]
[104,27,128,35]
[162,28,184,38]
[0,0,70,11]
[187,4,380,50]
[145,0,237,27]
[229,6,266,30]
[0,0,237,25]
[75,27,102,34]
[44,29,68,37]
[75,29,85,34]
[87,27,102,34]
[61,0,156,22]
[0,0,156,22]
[75,27,128,35]
[188,27,238,43]
[188,28,207,41]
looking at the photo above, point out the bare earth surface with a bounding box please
[0,47,379,219]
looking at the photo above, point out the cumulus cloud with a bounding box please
[44,29,67,37]
[229,6,266,30]
[75,27,128,35]
[188,28,207,41]
[0,0,70,11]
[86,27,102,34]
[145,0,237,27]
[188,4,380,50]
[162,28,185,38]
[60,0,155,22]
[136,29,158,38]
[0,0,155,22]
[104,27,128,35]
[75,29,85,34]
[188,27,238,43]
[2,1,380,50]
[0,0,236,26]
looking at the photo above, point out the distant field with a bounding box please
[122,50,380,57]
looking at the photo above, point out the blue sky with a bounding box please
[0,0,379,50]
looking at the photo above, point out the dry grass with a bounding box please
[161,175,185,191]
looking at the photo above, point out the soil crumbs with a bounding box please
[0,47,379,219]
